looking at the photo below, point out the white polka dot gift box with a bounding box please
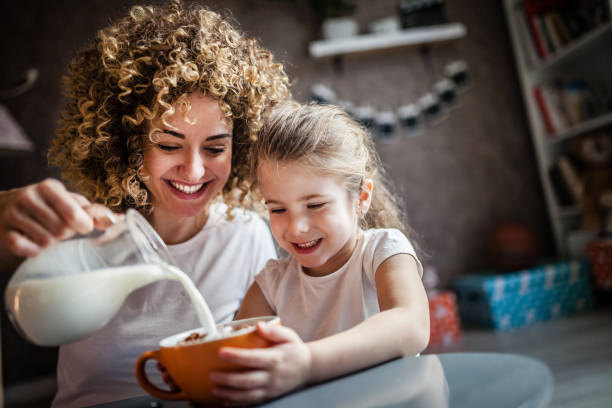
[453,260,594,331]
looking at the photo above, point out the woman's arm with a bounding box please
[211,253,429,404]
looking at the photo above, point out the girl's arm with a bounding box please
[211,253,429,404]
[235,281,276,320]
[308,253,429,382]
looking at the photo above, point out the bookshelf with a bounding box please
[503,0,612,257]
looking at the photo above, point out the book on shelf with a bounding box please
[557,155,584,203]
[548,153,586,208]
[548,161,576,207]
[548,10,572,45]
[543,12,564,50]
[533,85,555,133]
[515,4,541,65]
[532,79,610,136]
[521,0,612,60]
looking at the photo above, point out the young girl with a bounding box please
[210,102,430,405]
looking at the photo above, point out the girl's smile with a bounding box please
[292,238,323,254]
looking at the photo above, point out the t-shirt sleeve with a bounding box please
[369,229,423,280]
[246,214,278,292]
[254,259,280,314]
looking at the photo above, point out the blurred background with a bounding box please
[1,0,610,407]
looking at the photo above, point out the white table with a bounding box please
[92,352,553,408]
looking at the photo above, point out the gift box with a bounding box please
[427,291,462,347]
[454,260,594,331]
[587,240,612,291]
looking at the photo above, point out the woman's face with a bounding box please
[143,94,233,222]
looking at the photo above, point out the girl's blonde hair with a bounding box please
[253,102,412,235]
[49,0,290,215]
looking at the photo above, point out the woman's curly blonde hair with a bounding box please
[49,0,291,216]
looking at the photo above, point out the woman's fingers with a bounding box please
[38,179,93,235]
[85,203,119,230]
[0,179,101,257]
[3,229,44,258]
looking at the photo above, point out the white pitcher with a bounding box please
[4,209,178,346]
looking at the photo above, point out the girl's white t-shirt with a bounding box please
[255,228,422,342]
[52,203,276,408]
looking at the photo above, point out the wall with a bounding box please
[0,0,553,385]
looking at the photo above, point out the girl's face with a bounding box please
[258,159,362,276]
[143,94,233,224]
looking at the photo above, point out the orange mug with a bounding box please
[135,316,280,405]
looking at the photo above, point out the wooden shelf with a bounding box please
[548,111,612,146]
[534,23,612,75]
[308,23,467,58]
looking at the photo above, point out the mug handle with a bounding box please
[135,350,188,401]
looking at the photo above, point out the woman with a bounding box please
[0,1,290,406]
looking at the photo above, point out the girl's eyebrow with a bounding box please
[265,194,325,205]
[155,129,232,140]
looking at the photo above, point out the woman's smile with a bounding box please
[166,179,209,199]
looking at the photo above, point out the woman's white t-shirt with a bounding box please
[255,228,422,342]
[52,203,276,407]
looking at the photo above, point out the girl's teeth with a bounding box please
[297,239,318,248]
[169,181,204,194]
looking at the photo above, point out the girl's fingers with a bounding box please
[218,346,280,368]
[210,369,270,390]
[256,322,300,343]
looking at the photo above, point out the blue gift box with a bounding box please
[454,260,594,330]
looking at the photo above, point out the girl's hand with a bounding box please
[211,322,312,405]
[0,178,116,258]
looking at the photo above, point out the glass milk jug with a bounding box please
[4,209,177,346]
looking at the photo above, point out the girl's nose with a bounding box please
[181,150,205,181]
[287,213,309,236]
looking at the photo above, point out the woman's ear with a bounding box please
[358,178,374,215]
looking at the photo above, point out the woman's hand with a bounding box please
[0,178,116,258]
[211,322,312,406]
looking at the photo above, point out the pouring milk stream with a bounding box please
[4,209,219,346]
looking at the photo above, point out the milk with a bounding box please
[165,265,219,340]
[6,263,219,346]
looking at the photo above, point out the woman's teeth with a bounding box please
[296,239,319,248]
[169,180,204,194]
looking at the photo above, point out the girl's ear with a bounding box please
[358,178,374,215]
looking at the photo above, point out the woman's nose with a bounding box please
[181,150,205,180]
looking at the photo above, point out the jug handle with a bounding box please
[135,350,187,401]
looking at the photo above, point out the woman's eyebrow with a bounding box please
[156,129,184,138]
[207,134,232,141]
